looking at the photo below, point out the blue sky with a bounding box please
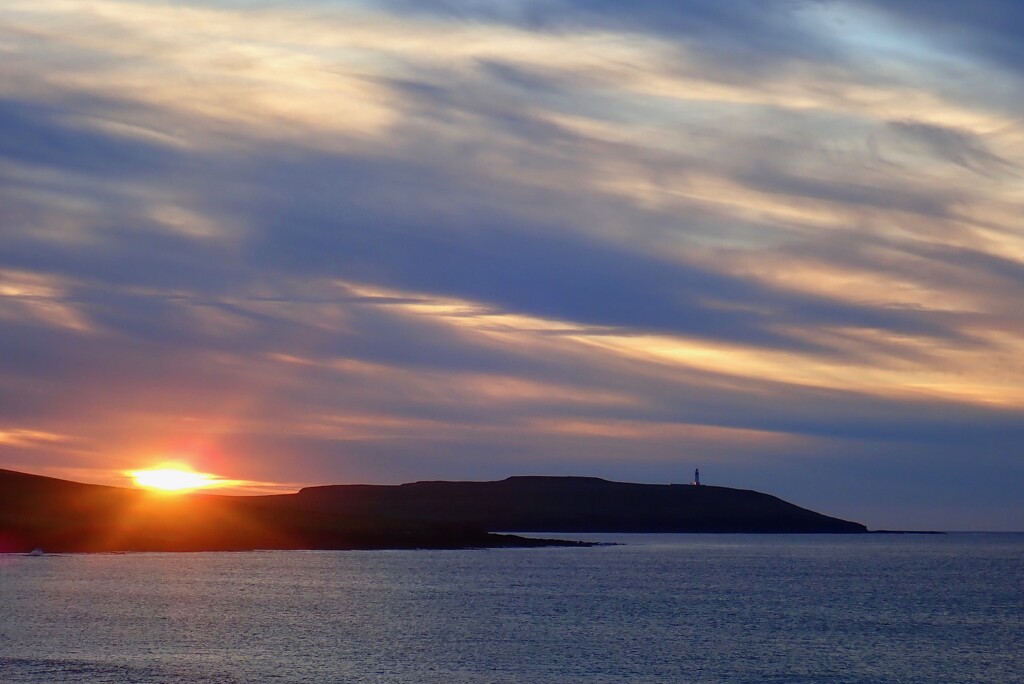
[2,0,1023,530]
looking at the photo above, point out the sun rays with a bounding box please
[130,466,224,493]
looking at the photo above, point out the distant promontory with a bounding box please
[288,476,867,534]
[0,469,865,553]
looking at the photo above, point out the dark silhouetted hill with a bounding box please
[0,470,865,553]
[0,469,575,552]
[290,476,867,533]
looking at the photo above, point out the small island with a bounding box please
[0,468,865,553]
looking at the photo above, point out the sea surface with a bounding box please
[1,533,1021,683]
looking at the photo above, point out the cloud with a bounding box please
[862,0,1024,75]
[380,0,837,64]
[887,120,1015,175]
[1,0,1023,529]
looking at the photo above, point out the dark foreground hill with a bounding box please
[0,469,575,553]
[0,470,865,553]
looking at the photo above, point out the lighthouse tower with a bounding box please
[693,468,700,486]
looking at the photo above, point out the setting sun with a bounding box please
[130,467,221,493]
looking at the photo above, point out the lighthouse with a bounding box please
[693,468,700,486]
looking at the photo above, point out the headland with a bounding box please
[0,469,865,553]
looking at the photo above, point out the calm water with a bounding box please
[1,534,1022,683]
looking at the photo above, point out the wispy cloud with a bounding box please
[1,0,1023,529]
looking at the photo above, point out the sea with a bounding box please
[1,533,1021,683]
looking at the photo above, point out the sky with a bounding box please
[1,0,1023,531]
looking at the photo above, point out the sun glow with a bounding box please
[130,467,222,493]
